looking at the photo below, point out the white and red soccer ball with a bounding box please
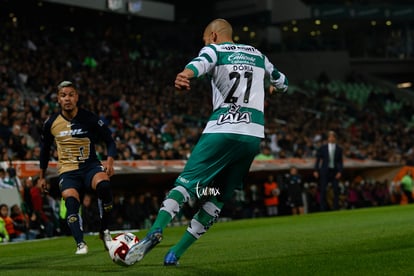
[108,232,139,266]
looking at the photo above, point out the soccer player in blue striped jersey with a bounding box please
[126,18,288,266]
[39,81,117,254]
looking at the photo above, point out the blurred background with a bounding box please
[1,0,414,237]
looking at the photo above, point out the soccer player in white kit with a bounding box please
[126,18,288,266]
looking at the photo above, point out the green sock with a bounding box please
[150,210,172,232]
[150,188,186,232]
[169,199,223,258]
[170,231,197,258]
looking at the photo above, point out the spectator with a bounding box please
[146,195,160,227]
[10,204,34,240]
[110,194,126,230]
[374,180,391,206]
[0,168,14,189]
[0,203,26,241]
[390,181,402,205]
[305,183,320,213]
[400,171,414,203]
[43,180,61,235]
[361,181,377,207]
[58,198,70,236]
[313,130,344,211]
[284,166,305,215]
[8,124,26,160]
[255,146,274,160]
[29,177,54,237]
[231,189,248,219]
[81,194,101,233]
[123,195,146,229]
[246,183,263,218]
[347,181,361,209]
[20,176,34,216]
[27,210,45,239]
[263,174,280,216]
[0,211,9,242]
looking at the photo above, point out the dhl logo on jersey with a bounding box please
[57,128,87,137]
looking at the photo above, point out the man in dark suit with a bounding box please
[313,130,343,211]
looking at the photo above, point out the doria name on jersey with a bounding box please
[188,42,284,139]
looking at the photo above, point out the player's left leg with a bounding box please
[91,167,114,250]
[96,180,113,249]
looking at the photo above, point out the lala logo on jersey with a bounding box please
[217,104,251,125]
[57,128,87,137]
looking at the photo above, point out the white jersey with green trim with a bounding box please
[185,42,288,138]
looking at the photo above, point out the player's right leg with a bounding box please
[60,172,87,255]
[125,185,190,265]
[63,189,87,254]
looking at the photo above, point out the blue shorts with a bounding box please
[58,161,106,193]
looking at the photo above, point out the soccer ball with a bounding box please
[108,232,139,266]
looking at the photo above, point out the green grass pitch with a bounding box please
[1,205,413,275]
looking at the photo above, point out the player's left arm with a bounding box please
[264,55,288,94]
[105,156,115,177]
[95,118,117,177]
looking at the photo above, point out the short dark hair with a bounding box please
[328,130,336,138]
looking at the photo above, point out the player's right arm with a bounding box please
[39,116,54,191]
[175,68,194,91]
[175,45,217,90]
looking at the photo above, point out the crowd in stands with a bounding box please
[2,3,414,165]
[1,2,414,242]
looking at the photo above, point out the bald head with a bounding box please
[203,18,233,45]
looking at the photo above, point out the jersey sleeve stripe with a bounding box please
[185,64,199,77]
[200,52,213,63]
